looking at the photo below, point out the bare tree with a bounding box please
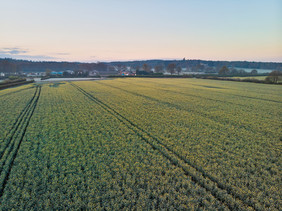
[218,66,229,75]
[266,70,282,83]
[251,69,258,75]
[176,66,182,75]
[154,65,164,73]
[142,63,151,72]
[167,63,176,75]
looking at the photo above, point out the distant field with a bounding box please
[0,78,281,210]
[233,67,273,74]
[230,75,282,83]
[41,77,101,82]
[231,76,267,80]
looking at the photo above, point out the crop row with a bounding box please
[95,80,280,166]
[110,79,281,135]
[0,86,41,198]
[1,83,228,210]
[126,78,281,102]
[0,87,36,143]
[88,80,280,170]
[0,84,34,98]
[77,79,281,210]
[71,83,260,210]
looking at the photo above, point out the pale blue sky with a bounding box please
[0,0,281,62]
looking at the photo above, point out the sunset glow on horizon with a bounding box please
[1,0,281,62]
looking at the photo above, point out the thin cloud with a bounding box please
[0,47,29,55]
[0,53,58,61]
[0,47,69,61]
[54,52,70,56]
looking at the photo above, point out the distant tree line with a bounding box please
[1,58,281,74]
[218,66,259,75]
[0,58,109,73]
[109,59,282,72]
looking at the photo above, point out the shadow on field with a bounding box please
[49,82,66,87]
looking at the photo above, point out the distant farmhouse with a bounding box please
[65,70,75,75]
[51,71,63,76]
[89,70,99,77]
[27,72,46,77]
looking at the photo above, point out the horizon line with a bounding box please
[1,57,282,64]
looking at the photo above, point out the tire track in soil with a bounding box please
[71,82,261,211]
[117,80,280,113]
[0,86,34,98]
[0,86,41,198]
[0,86,38,159]
[96,82,279,176]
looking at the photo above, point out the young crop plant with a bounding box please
[0,79,281,210]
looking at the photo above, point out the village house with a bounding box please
[89,70,99,77]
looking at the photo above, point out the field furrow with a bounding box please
[77,79,281,210]
[0,86,34,98]
[0,79,280,210]
[70,82,259,210]
[96,81,279,138]
[0,86,41,197]
[1,82,228,210]
[0,87,39,158]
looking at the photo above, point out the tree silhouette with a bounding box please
[167,63,176,75]
[266,70,282,83]
[218,66,229,75]
[154,65,164,73]
[176,66,182,75]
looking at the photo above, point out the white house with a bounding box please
[89,70,99,76]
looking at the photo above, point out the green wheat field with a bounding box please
[0,78,281,210]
